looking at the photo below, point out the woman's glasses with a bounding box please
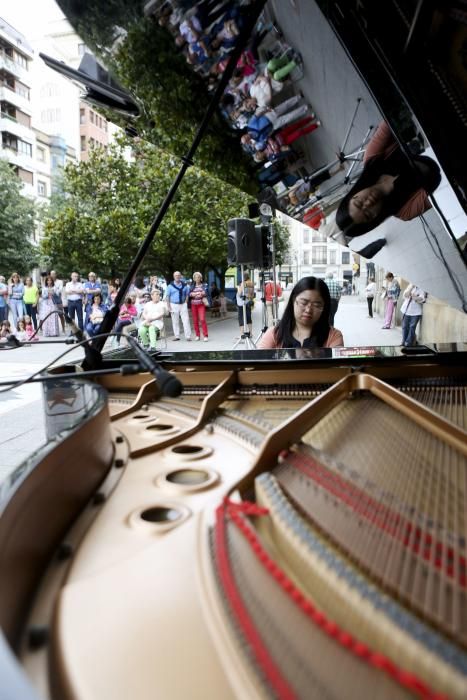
[295,298,324,311]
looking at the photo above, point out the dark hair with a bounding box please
[94,293,102,303]
[336,152,441,239]
[274,277,331,348]
[125,296,132,305]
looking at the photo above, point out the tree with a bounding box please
[40,138,252,281]
[0,159,38,274]
[56,2,256,192]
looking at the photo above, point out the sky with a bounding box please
[0,0,65,40]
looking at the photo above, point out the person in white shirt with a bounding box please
[65,272,84,330]
[400,284,426,347]
[50,270,65,331]
[138,289,166,350]
[365,278,376,318]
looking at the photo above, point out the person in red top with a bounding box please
[258,277,343,349]
[264,279,282,327]
[332,121,441,258]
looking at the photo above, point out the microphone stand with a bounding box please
[91,0,267,362]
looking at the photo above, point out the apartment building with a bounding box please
[79,103,109,161]
[278,212,355,289]
[0,18,35,197]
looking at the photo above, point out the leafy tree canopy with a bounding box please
[40,137,255,281]
[56,0,256,192]
[0,159,39,275]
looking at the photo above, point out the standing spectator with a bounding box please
[325,272,341,326]
[50,271,65,332]
[84,272,101,321]
[210,281,220,317]
[0,275,8,323]
[165,270,191,341]
[8,272,24,327]
[383,272,401,330]
[100,279,109,304]
[189,271,210,341]
[264,279,283,327]
[85,293,107,337]
[381,272,401,329]
[23,276,39,330]
[40,276,60,337]
[149,275,162,294]
[400,284,426,346]
[365,278,376,318]
[138,289,166,350]
[219,292,227,317]
[247,95,311,148]
[66,272,85,330]
[236,272,255,338]
[115,296,138,344]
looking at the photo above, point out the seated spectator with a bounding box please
[86,293,107,337]
[15,317,28,342]
[24,314,38,342]
[0,319,11,341]
[115,296,138,345]
[138,289,166,350]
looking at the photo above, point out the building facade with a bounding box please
[0,18,35,197]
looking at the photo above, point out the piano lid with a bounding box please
[52,0,467,311]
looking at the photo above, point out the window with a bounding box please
[328,250,336,265]
[313,230,327,242]
[90,111,95,124]
[40,108,61,123]
[80,108,86,124]
[342,252,350,264]
[303,250,310,265]
[37,180,47,196]
[302,228,310,244]
[18,139,32,157]
[15,52,28,69]
[312,246,327,264]
[80,135,86,151]
[37,146,45,162]
[16,167,33,184]
[16,82,30,100]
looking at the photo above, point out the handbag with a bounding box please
[202,297,210,308]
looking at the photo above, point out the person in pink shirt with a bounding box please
[258,277,343,349]
[115,296,138,344]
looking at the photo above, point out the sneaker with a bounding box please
[173,337,180,341]
[195,336,200,341]
[203,337,208,342]
[186,337,192,341]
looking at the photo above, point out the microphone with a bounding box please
[125,336,182,397]
[64,314,103,369]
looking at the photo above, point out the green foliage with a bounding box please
[40,139,251,280]
[0,160,38,274]
[58,3,255,191]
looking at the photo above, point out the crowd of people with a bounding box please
[0,266,425,350]
[152,0,322,206]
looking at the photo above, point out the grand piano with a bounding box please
[1,1,466,698]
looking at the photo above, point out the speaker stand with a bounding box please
[233,264,257,350]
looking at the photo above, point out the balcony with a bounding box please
[0,85,31,115]
[0,113,34,141]
[0,50,29,83]
[1,144,34,171]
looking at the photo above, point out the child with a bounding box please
[219,292,227,318]
[0,319,11,341]
[24,314,39,342]
[16,318,28,342]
